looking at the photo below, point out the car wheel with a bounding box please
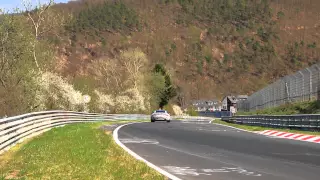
[166,120,170,123]
[151,119,155,122]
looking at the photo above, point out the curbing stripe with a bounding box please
[296,135,313,140]
[256,130,320,144]
[301,136,316,141]
[274,132,287,137]
[268,131,279,136]
[290,134,304,139]
[260,130,272,134]
[211,121,320,144]
[283,133,295,138]
[113,123,182,180]
[263,130,277,135]
[271,132,285,136]
[305,137,320,142]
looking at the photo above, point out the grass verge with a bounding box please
[213,119,320,136]
[0,121,165,180]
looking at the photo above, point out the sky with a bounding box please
[0,0,70,11]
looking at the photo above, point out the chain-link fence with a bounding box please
[238,63,320,112]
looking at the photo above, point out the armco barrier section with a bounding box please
[0,111,149,154]
[172,115,213,120]
[221,115,320,131]
[198,111,232,118]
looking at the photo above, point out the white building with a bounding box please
[192,100,221,111]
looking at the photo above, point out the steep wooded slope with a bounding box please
[53,0,320,106]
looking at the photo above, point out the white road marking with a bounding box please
[162,166,261,177]
[272,152,320,156]
[181,122,209,124]
[182,120,211,122]
[266,136,282,139]
[162,166,211,176]
[223,167,261,176]
[197,128,223,132]
[203,168,229,173]
[113,123,182,180]
[119,138,159,144]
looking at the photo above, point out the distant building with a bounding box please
[221,95,248,113]
[237,95,248,101]
[192,100,221,111]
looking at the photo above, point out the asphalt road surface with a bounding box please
[118,120,320,180]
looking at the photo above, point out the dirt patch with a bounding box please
[104,131,112,135]
[5,170,20,179]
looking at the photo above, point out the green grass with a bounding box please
[185,107,199,116]
[0,121,165,180]
[237,100,320,115]
[213,119,320,136]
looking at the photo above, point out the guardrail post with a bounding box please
[298,71,304,102]
[314,64,320,100]
[306,68,312,101]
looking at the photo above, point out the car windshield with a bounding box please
[155,110,166,113]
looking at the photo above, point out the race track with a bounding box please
[117,120,320,180]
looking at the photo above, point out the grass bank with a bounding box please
[213,119,320,136]
[0,121,165,180]
[237,100,320,115]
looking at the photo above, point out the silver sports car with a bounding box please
[151,110,171,122]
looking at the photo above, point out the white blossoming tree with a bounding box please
[34,72,88,111]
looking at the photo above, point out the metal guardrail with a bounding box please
[0,111,149,155]
[221,115,320,131]
[172,115,213,120]
[198,111,232,118]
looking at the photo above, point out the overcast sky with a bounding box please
[0,0,69,11]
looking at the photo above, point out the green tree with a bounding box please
[152,64,177,108]
[0,10,38,116]
[68,1,139,34]
[145,73,166,109]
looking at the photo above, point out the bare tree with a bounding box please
[22,0,65,70]
[88,58,126,94]
[120,48,148,89]
[0,22,9,88]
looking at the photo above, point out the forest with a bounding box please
[0,0,319,116]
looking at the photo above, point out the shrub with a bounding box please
[34,72,88,112]
[186,107,199,116]
[94,90,115,113]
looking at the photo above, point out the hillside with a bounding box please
[1,0,320,116]
[54,0,320,101]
